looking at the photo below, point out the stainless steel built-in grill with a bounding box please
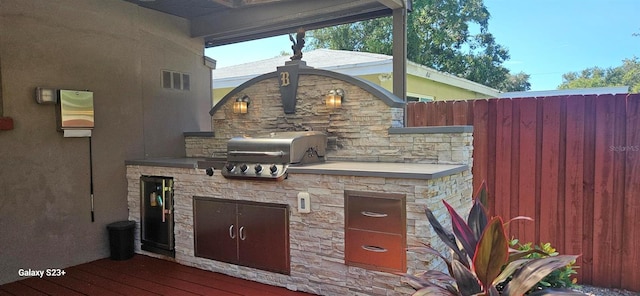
[219,131,327,180]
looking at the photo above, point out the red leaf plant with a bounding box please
[402,181,584,296]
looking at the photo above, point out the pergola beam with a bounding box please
[209,0,289,8]
[392,6,408,124]
[377,0,405,9]
[193,0,393,46]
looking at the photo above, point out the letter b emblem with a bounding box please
[280,72,290,86]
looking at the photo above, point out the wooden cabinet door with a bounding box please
[237,203,290,274]
[194,198,238,264]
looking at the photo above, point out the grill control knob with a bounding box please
[269,164,278,174]
[254,164,263,174]
[225,163,235,172]
[240,164,248,173]
[205,167,214,176]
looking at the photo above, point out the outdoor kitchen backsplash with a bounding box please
[187,73,472,165]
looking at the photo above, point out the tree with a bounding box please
[558,57,640,93]
[308,0,529,91]
[500,72,531,92]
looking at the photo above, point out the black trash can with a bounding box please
[106,220,136,260]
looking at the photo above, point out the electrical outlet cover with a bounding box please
[297,192,310,213]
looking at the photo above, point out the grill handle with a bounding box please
[228,150,287,157]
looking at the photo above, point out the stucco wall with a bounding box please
[406,74,493,100]
[0,0,211,284]
[213,86,233,105]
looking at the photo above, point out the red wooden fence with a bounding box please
[407,94,640,291]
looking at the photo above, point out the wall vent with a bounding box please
[162,70,190,91]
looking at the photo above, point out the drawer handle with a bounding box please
[361,245,388,253]
[361,211,388,218]
[229,225,236,239]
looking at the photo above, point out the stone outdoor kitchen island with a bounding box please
[126,60,474,295]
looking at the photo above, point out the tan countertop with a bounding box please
[126,158,468,180]
[288,161,468,180]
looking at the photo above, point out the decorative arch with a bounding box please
[209,67,404,115]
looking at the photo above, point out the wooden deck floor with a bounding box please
[0,255,316,296]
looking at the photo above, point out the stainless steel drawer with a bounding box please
[345,191,404,234]
[344,190,406,272]
[345,229,405,272]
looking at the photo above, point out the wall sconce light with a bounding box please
[233,95,250,114]
[326,89,344,108]
[35,87,58,104]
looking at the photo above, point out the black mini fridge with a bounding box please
[140,176,175,257]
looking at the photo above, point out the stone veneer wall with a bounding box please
[164,66,476,295]
[127,165,472,296]
[187,129,473,166]
[186,73,473,166]
[187,73,404,161]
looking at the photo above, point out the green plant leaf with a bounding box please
[451,259,482,296]
[473,216,509,291]
[443,200,478,259]
[507,248,549,264]
[467,196,489,242]
[425,207,469,267]
[527,288,586,296]
[504,255,580,296]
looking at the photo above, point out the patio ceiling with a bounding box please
[123,0,409,103]
[123,0,407,46]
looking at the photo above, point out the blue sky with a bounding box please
[205,0,640,91]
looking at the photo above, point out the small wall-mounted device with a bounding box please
[297,192,311,213]
[35,87,58,104]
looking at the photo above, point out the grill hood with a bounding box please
[218,131,327,180]
[227,131,326,165]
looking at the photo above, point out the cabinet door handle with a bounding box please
[161,180,167,223]
[361,211,388,218]
[239,226,246,241]
[229,225,236,239]
[361,245,388,253]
